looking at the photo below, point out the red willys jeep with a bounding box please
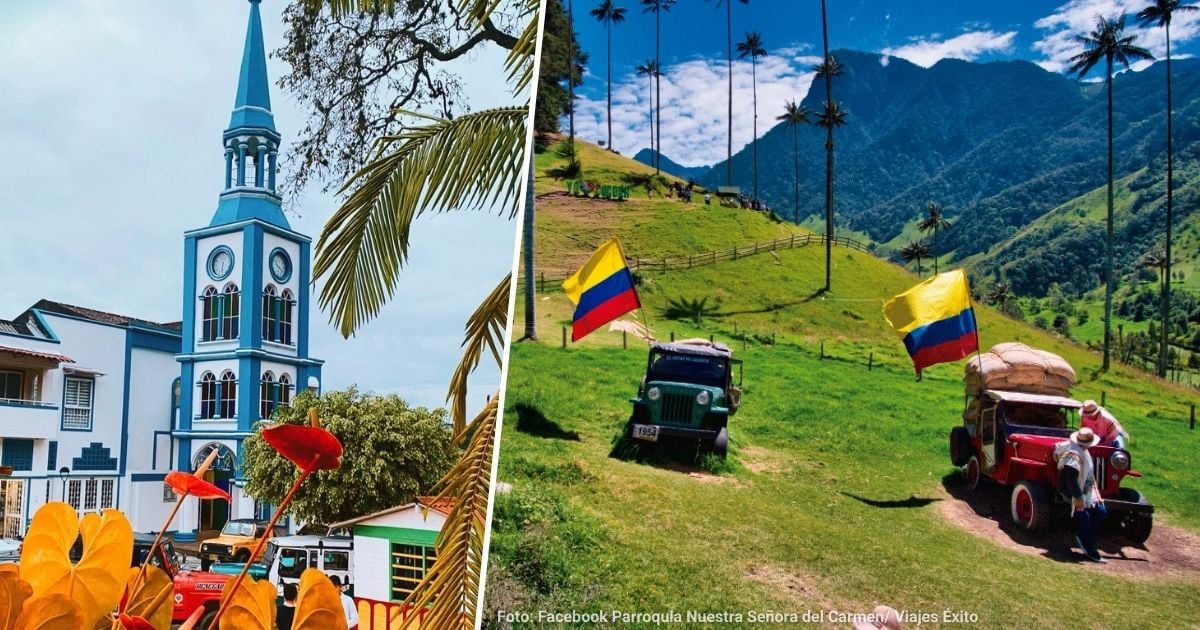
[949,389,1154,543]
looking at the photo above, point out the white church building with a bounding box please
[0,0,322,540]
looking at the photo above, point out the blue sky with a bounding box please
[569,0,1200,164]
[0,1,522,412]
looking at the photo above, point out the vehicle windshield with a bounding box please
[277,547,309,579]
[220,522,256,537]
[1000,403,1071,436]
[647,352,727,388]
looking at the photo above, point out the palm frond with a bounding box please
[314,107,528,337]
[446,274,511,434]
[401,395,498,629]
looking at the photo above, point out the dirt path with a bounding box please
[937,481,1200,579]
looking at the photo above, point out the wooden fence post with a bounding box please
[539,272,544,293]
[742,334,747,350]
[771,331,775,346]
[670,331,675,342]
[869,352,874,371]
[561,326,567,348]
[709,334,714,343]
[733,246,738,260]
[1191,404,1195,430]
[623,331,628,349]
[1101,391,1106,406]
[820,342,825,360]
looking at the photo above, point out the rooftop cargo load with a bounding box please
[962,343,1076,420]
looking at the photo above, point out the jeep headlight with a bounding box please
[1111,450,1130,471]
[696,390,711,405]
[646,386,661,401]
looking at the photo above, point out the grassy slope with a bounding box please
[492,142,1200,627]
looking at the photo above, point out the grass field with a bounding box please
[486,140,1200,628]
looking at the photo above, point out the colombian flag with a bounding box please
[563,239,641,342]
[883,269,979,375]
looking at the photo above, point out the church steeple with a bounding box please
[212,0,289,229]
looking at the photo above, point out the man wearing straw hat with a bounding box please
[1054,427,1107,563]
[1080,400,1128,449]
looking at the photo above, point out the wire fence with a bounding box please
[524,233,874,291]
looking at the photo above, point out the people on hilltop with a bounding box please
[1080,400,1128,448]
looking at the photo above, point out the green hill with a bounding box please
[488,143,1200,627]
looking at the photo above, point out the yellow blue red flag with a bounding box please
[563,239,641,342]
[883,269,979,375]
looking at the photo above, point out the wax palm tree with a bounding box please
[636,60,658,157]
[736,31,767,203]
[522,162,536,341]
[591,0,627,151]
[988,280,1014,316]
[707,0,749,186]
[816,96,847,289]
[1069,14,1153,371]
[1138,0,1197,377]
[900,240,931,278]
[641,0,676,173]
[776,100,811,224]
[816,0,843,292]
[313,0,538,626]
[918,201,952,275]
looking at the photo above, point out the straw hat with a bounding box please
[854,605,903,630]
[1081,400,1099,415]
[1070,427,1101,448]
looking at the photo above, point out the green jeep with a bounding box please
[627,339,743,457]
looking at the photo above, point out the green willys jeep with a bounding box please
[627,339,743,457]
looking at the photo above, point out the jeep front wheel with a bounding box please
[1118,488,1153,544]
[1010,481,1050,532]
[234,549,251,563]
[713,427,729,459]
[962,455,981,491]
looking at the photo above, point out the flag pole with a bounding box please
[615,238,653,342]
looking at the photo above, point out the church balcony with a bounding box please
[0,399,59,439]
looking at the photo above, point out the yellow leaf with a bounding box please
[293,569,346,630]
[0,572,32,630]
[14,593,83,630]
[18,506,133,629]
[79,513,101,551]
[218,578,275,630]
[122,566,173,630]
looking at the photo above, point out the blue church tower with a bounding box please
[174,0,323,537]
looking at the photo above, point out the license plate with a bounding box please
[632,424,659,442]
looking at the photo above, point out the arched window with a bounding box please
[260,371,276,420]
[222,283,240,340]
[200,286,219,341]
[262,285,278,342]
[199,372,217,419]
[219,371,237,419]
[280,289,295,345]
[279,373,292,408]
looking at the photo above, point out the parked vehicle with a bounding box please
[950,389,1154,542]
[262,535,354,595]
[198,519,285,570]
[626,339,743,458]
[0,538,19,564]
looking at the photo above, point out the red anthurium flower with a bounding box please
[118,614,156,630]
[263,422,343,471]
[165,470,230,501]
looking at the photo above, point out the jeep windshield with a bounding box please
[220,522,256,537]
[647,351,727,388]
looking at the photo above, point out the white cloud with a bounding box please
[881,30,1017,68]
[1033,0,1200,74]
[572,50,821,167]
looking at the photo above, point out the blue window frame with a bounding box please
[46,441,58,470]
[1,439,34,471]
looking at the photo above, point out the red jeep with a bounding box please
[949,389,1153,543]
[135,536,232,626]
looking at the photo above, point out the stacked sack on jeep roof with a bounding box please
[963,342,1077,398]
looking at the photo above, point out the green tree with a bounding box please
[776,100,811,224]
[640,0,676,174]
[736,32,767,204]
[243,388,456,526]
[635,60,658,156]
[816,0,844,293]
[706,0,749,186]
[1069,14,1153,371]
[900,240,931,278]
[590,0,627,151]
[917,201,952,275]
[1138,0,1197,377]
[534,0,587,138]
